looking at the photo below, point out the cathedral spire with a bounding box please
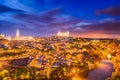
[16,29,20,37]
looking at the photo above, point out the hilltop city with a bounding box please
[0,29,70,40]
[0,29,120,80]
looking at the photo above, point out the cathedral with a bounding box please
[10,29,34,41]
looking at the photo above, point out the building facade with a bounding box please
[0,34,5,39]
[7,29,34,41]
[57,31,69,37]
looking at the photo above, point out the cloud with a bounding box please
[1,0,57,13]
[68,18,120,38]
[42,7,63,16]
[95,5,120,16]
[0,7,60,36]
[14,7,81,30]
[2,0,37,13]
[48,15,81,29]
[75,22,92,26]
[0,5,23,13]
[1,6,119,38]
[83,19,120,32]
[0,0,119,38]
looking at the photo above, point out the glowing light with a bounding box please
[73,78,75,80]
[36,64,39,67]
[0,34,5,37]
[16,29,20,37]
[71,68,79,75]
[108,54,111,59]
[72,77,81,80]
[57,31,69,37]
[12,29,34,41]
[72,69,76,73]
[96,62,99,66]
[6,37,11,40]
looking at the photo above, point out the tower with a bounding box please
[16,29,20,37]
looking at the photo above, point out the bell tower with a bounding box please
[16,29,20,37]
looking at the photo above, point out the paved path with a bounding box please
[87,60,114,80]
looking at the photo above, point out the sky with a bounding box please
[0,0,120,38]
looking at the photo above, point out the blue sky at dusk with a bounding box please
[0,0,120,38]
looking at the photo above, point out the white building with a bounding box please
[16,29,20,37]
[0,34,5,39]
[57,31,69,37]
[7,29,34,41]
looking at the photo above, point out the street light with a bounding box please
[71,68,79,74]
[73,77,76,80]
[108,54,111,60]
[96,61,99,67]
[72,76,81,80]
[72,69,76,74]
[0,63,2,67]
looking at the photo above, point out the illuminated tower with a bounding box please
[16,29,20,37]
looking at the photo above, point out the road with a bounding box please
[87,60,114,80]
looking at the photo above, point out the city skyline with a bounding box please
[0,0,120,38]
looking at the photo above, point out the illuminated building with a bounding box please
[9,29,34,41]
[16,29,20,37]
[0,34,5,39]
[57,31,69,37]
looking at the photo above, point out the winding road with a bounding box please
[87,60,114,80]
